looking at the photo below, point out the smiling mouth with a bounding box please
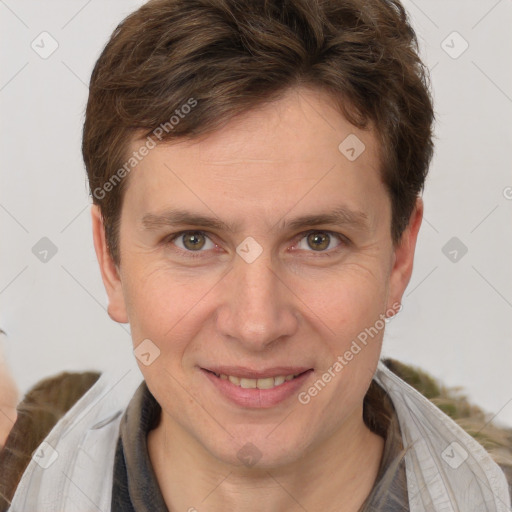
[203,369,312,390]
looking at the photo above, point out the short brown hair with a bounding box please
[82,0,435,267]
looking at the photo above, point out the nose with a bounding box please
[216,248,299,352]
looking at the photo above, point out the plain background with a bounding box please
[1,0,511,428]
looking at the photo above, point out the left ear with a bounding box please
[386,196,423,313]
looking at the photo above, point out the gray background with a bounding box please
[1,0,511,427]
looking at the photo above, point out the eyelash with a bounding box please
[162,230,349,259]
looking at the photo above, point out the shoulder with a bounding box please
[382,358,512,495]
[0,371,100,511]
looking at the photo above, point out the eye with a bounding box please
[294,230,346,254]
[164,229,348,259]
[167,230,216,255]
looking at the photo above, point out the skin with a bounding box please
[0,338,18,448]
[92,85,423,511]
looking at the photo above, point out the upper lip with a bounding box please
[201,366,313,379]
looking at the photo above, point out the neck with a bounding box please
[148,407,385,512]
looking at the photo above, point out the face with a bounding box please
[92,86,422,468]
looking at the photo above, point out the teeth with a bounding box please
[255,377,276,389]
[217,372,302,389]
[228,375,240,385]
[274,376,285,386]
[240,378,257,389]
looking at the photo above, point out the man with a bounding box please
[3,0,511,510]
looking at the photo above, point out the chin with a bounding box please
[204,430,309,471]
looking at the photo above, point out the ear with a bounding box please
[386,197,423,314]
[91,205,129,324]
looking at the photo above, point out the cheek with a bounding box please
[124,271,199,401]
[296,261,388,408]
[121,259,207,341]
[300,275,386,431]
[295,260,389,336]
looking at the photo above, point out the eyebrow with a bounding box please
[141,206,370,234]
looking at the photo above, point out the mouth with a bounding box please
[203,368,311,390]
[200,367,314,408]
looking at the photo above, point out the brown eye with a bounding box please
[180,231,206,250]
[164,230,217,259]
[307,232,330,251]
[296,231,344,253]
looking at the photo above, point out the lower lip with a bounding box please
[201,368,313,408]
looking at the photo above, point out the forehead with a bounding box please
[158,88,376,163]
[121,86,386,228]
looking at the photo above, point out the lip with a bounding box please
[200,367,314,408]
[202,365,312,379]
